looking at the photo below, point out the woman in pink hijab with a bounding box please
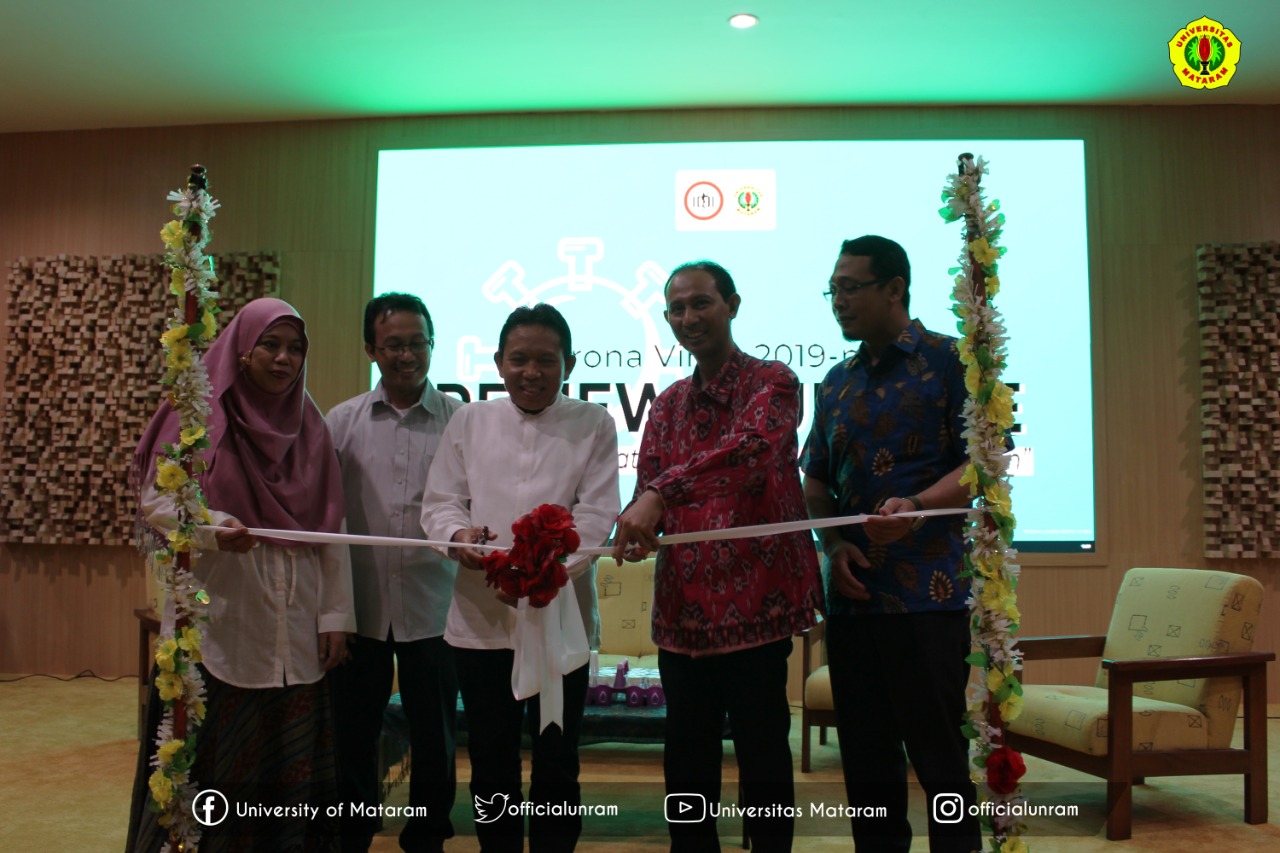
[127,298,354,853]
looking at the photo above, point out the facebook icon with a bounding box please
[194,789,229,827]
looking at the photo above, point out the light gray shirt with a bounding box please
[327,380,464,642]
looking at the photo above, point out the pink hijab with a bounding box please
[133,298,344,540]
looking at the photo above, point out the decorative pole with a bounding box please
[147,165,221,852]
[940,154,1027,853]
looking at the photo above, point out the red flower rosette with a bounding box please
[985,744,1026,795]
[481,504,581,608]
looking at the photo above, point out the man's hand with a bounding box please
[824,538,871,601]
[318,631,348,671]
[611,489,664,562]
[864,497,917,545]
[214,518,256,553]
[450,527,496,571]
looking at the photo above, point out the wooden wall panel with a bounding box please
[1,106,1278,702]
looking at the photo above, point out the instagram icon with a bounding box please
[932,793,965,824]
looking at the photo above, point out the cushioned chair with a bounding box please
[1005,567,1273,840]
[595,556,659,671]
[800,617,838,772]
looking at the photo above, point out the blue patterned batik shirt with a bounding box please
[802,319,971,616]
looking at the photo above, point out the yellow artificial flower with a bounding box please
[155,638,178,673]
[189,697,207,721]
[179,425,206,447]
[986,665,1012,694]
[178,626,203,662]
[959,463,980,496]
[986,383,1015,431]
[979,579,1012,612]
[160,325,189,348]
[170,336,191,356]
[956,337,974,366]
[986,275,1001,297]
[155,671,184,702]
[169,268,187,296]
[165,349,193,372]
[968,236,1001,266]
[155,460,187,492]
[178,625,202,650]
[971,552,999,580]
[999,692,1025,721]
[160,221,186,251]
[156,738,185,766]
[148,769,174,807]
[965,361,981,396]
[1001,836,1028,853]
[167,529,192,553]
[201,309,218,339]
[983,482,1012,517]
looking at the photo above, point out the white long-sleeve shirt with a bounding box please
[421,394,620,650]
[142,485,356,688]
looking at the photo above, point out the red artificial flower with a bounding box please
[986,745,1026,795]
[531,503,574,533]
[482,504,581,608]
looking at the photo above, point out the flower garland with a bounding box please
[940,154,1027,853]
[482,504,581,607]
[147,165,222,852]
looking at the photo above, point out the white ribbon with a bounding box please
[510,588,590,733]
[223,508,972,554]
[214,507,974,729]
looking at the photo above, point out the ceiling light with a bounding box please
[728,14,759,29]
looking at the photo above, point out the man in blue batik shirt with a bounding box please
[803,235,982,853]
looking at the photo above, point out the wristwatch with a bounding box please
[906,495,926,531]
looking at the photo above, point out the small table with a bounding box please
[133,608,160,739]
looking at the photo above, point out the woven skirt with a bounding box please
[126,666,340,852]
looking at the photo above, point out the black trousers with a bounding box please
[332,631,458,853]
[453,646,589,853]
[826,611,982,853]
[659,638,796,853]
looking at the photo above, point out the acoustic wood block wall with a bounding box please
[1197,242,1280,558]
[0,252,279,545]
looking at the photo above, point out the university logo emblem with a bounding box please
[735,187,762,216]
[683,181,724,221]
[1168,16,1241,90]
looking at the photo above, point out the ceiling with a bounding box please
[1,1,1274,134]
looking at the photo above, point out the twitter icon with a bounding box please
[474,792,511,824]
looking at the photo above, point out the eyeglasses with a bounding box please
[375,339,433,356]
[823,277,888,300]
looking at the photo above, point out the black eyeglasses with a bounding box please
[823,277,889,300]
[376,339,433,356]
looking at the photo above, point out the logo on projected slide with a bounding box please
[682,181,724,220]
[675,169,776,231]
[736,187,762,216]
[1168,17,1241,90]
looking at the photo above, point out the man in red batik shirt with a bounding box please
[614,260,823,853]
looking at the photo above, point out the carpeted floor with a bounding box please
[1,674,1277,852]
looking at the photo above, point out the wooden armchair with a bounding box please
[800,617,838,772]
[1004,567,1272,840]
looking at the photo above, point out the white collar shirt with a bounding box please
[421,394,620,650]
[141,485,356,689]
